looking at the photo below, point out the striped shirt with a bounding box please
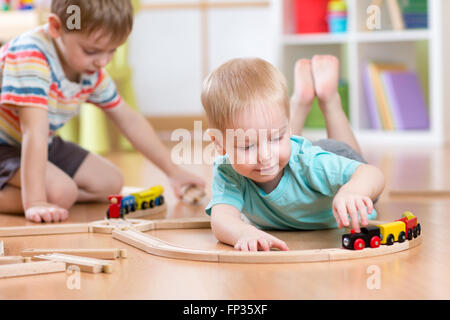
[0,24,122,146]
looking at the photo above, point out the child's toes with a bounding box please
[292,59,315,107]
[311,55,340,104]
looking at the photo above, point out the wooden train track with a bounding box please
[0,217,422,264]
[111,220,422,263]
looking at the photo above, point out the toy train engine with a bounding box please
[107,195,126,219]
[342,226,381,250]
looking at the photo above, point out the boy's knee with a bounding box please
[47,178,78,209]
[106,168,124,195]
[92,166,124,197]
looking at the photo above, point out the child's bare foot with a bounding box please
[311,55,340,109]
[311,55,362,154]
[291,59,315,110]
[25,203,69,223]
[290,59,315,135]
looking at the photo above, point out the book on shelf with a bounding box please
[400,0,428,29]
[362,63,382,130]
[304,80,349,129]
[363,61,429,130]
[369,0,428,31]
[381,71,430,129]
[368,62,407,130]
[386,0,405,30]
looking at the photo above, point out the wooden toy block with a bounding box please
[0,241,4,256]
[0,256,32,265]
[0,261,66,279]
[22,248,127,260]
[0,223,90,237]
[182,186,206,205]
[33,253,113,274]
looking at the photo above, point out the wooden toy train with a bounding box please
[342,211,421,250]
[107,185,165,219]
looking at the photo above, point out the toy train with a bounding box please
[342,211,421,250]
[106,185,165,219]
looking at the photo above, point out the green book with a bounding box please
[399,0,428,14]
[304,81,349,129]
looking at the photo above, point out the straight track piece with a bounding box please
[0,261,66,279]
[33,253,113,273]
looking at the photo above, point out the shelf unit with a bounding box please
[275,0,443,146]
[0,10,47,43]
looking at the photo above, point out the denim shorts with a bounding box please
[0,136,89,189]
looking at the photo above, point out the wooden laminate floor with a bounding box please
[0,142,449,299]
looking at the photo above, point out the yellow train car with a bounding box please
[131,185,164,210]
[377,221,407,245]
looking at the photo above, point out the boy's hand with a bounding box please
[168,167,206,200]
[332,191,373,233]
[234,226,289,252]
[25,203,69,223]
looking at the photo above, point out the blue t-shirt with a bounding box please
[205,136,377,230]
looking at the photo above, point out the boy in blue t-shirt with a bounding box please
[201,56,385,252]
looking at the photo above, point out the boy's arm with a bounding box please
[211,204,289,251]
[339,164,385,200]
[333,164,385,231]
[18,107,69,222]
[105,101,205,198]
[18,107,49,208]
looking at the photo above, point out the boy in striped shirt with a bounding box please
[0,0,205,223]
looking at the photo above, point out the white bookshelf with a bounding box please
[275,0,443,146]
[0,11,47,43]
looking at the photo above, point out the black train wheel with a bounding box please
[386,234,395,245]
[407,228,413,240]
[398,231,406,243]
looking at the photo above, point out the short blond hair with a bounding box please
[201,58,290,131]
[51,0,134,43]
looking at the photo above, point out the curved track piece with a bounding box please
[112,228,422,264]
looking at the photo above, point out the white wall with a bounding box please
[128,0,277,116]
[442,0,450,143]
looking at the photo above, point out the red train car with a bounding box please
[396,211,421,240]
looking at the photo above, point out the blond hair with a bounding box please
[51,0,134,42]
[201,58,290,131]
